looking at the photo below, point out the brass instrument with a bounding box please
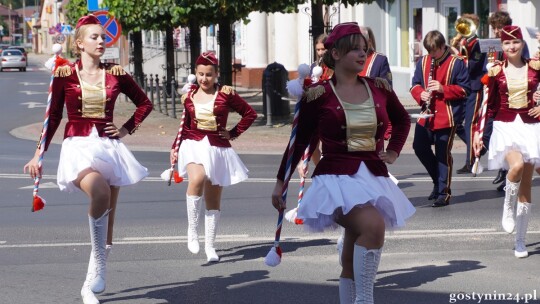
[455,17,477,38]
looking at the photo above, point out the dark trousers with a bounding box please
[455,90,482,166]
[413,124,457,201]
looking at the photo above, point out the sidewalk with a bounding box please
[15,53,466,155]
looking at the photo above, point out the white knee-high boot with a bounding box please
[81,245,112,304]
[353,245,382,304]
[86,210,110,294]
[502,179,520,233]
[186,195,202,254]
[339,277,356,304]
[205,210,220,262]
[515,202,531,258]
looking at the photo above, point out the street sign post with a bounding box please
[93,11,122,47]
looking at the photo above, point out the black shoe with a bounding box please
[432,197,449,207]
[497,180,506,192]
[456,164,471,174]
[428,187,438,200]
[492,169,507,184]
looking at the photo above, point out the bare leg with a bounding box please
[107,186,120,245]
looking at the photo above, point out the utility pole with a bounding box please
[8,0,12,44]
[23,0,27,45]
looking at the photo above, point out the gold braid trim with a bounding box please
[305,85,325,103]
[374,77,392,91]
[529,59,540,71]
[181,93,188,104]
[54,65,72,77]
[220,85,234,95]
[488,64,502,77]
[106,65,126,76]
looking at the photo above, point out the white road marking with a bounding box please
[1,230,538,249]
[1,172,506,184]
[19,82,47,86]
[19,182,58,189]
[19,91,47,95]
[21,101,46,108]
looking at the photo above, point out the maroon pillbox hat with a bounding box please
[76,15,101,29]
[195,52,219,66]
[500,25,523,42]
[324,22,361,49]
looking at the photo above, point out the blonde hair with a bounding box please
[71,24,103,57]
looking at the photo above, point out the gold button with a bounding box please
[78,96,82,100]
[337,106,341,110]
[76,85,80,88]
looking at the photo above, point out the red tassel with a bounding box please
[481,74,490,86]
[32,195,46,212]
[294,218,304,225]
[275,246,282,257]
[173,171,184,183]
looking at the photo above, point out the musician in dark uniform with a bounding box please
[410,30,470,207]
[453,14,487,175]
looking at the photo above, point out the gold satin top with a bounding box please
[193,91,218,131]
[330,80,377,151]
[76,65,106,118]
[505,64,528,109]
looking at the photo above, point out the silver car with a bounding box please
[1,49,27,72]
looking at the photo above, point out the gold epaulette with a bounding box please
[305,85,325,103]
[220,85,234,95]
[488,64,502,77]
[181,93,188,104]
[54,65,72,77]
[529,59,540,71]
[106,65,126,76]
[374,77,392,92]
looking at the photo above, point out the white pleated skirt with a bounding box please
[57,127,148,193]
[177,136,248,186]
[488,115,540,170]
[298,162,416,232]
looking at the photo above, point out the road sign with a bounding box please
[93,11,122,47]
[87,0,108,12]
[61,24,72,35]
[102,47,119,60]
[55,34,66,44]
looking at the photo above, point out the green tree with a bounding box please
[103,0,187,88]
[185,0,305,86]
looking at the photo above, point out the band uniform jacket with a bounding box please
[41,60,153,151]
[459,35,486,92]
[358,51,393,86]
[410,47,470,130]
[483,59,540,125]
[277,76,410,181]
[171,84,257,149]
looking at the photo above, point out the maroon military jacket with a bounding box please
[42,61,153,151]
[484,59,540,124]
[277,76,410,180]
[171,84,257,149]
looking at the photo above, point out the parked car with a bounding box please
[7,46,27,59]
[0,44,11,51]
[0,49,27,72]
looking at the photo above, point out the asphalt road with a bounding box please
[0,57,539,304]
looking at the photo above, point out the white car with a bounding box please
[1,49,27,72]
